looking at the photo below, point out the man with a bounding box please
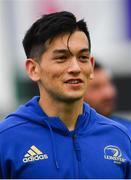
[0,11,131,179]
[84,61,131,132]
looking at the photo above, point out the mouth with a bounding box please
[64,79,83,84]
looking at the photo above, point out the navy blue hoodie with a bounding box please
[0,96,131,179]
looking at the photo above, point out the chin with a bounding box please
[61,94,83,103]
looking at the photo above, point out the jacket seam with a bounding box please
[0,121,29,135]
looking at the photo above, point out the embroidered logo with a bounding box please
[23,145,48,163]
[104,145,126,164]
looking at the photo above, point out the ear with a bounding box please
[89,56,95,80]
[25,59,40,81]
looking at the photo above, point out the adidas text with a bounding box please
[23,154,48,163]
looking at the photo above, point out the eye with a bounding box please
[54,56,68,63]
[79,55,89,62]
[58,56,67,59]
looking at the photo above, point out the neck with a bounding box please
[39,95,83,131]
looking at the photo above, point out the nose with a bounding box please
[67,57,81,74]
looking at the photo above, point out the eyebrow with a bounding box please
[79,48,90,53]
[53,48,89,54]
[53,49,69,54]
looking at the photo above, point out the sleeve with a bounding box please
[126,137,131,178]
[0,135,9,179]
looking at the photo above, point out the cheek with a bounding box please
[83,66,93,78]
[111,87,117,97]
[41,67,63,81]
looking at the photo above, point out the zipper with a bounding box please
[72,134,81,178]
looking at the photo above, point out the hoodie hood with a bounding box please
[6,96,94,136]
[4,96,95,169]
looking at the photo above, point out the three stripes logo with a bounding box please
[23,145,48,163]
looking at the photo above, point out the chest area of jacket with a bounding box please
[3,128,128,179]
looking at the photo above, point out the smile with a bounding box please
[65,79,83,84]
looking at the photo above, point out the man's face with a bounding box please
[84,69,117,116]
[36,31,94,103]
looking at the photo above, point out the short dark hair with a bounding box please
[22,11,91,60]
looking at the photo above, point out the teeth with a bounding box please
[68,80,80,84]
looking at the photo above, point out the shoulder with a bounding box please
[0,114,28,135]
[0,96,39,135]
[94,111,131,140]
[84,102,130,138]
[110,115,131,125]
[109,115,131,136]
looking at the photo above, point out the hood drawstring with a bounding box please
[43,118,59,169]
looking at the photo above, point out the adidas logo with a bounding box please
[23,145,48,163]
